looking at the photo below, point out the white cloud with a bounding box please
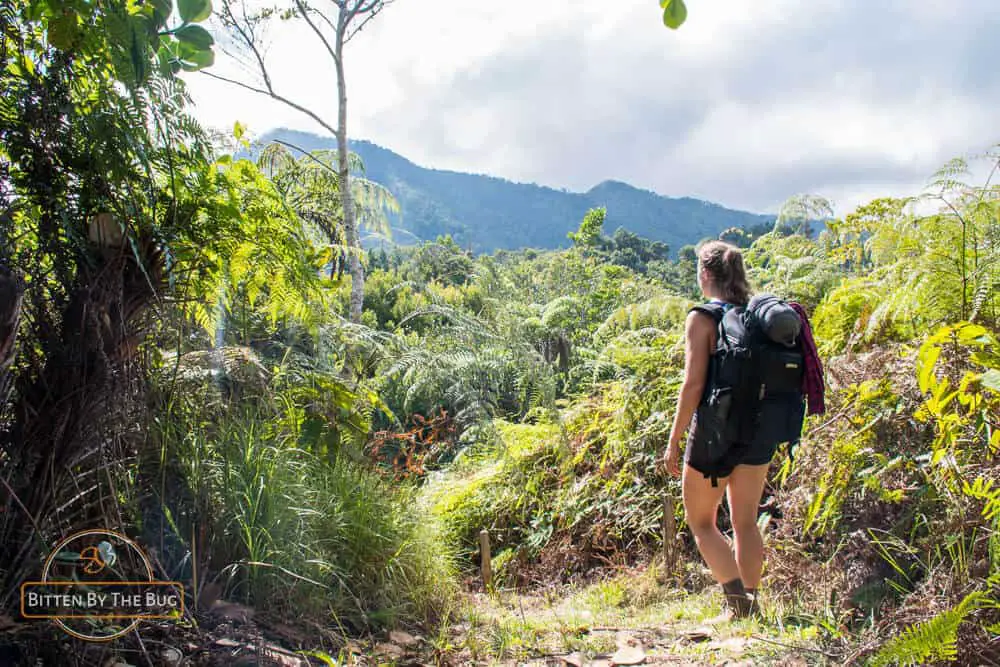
[184,0,1000,217]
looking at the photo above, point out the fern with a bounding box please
[869,590,991,666]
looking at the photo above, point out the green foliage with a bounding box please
[595,294,692,343]
[568,207,606,248]
[151,371,455,627]
[402,235,474,286]
[169,152,334,337]
[178,0,213,23]
[379,303,555,430]
[812,277,889,355]
[425,338,684,577]
[869,589,995,666]
[259,142,397,284]
[744,231,841,310]
[773,194,832,238]
[840,159,999,342]
[803,380,901,536]
[660,0,688,29]
[914,322,1000,472]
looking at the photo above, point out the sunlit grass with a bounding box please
[432,568,837,666]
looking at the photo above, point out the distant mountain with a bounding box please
[259,129,775,255]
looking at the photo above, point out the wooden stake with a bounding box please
[662,492,678,576]
[479,529,492,591]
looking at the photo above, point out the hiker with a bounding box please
[660,239,823,618]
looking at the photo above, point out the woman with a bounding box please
[661,240,767,618]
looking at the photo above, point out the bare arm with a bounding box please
[664,311,714,475]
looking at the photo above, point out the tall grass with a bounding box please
[147,378,457,630]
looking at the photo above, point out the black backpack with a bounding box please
[686,294,807,484]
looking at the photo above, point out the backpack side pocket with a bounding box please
[688,387,734,473]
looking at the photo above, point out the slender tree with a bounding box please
[212,0,395,322]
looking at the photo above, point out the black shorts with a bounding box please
[685,438,780,480]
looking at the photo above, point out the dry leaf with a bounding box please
[712,636,750,653]
[389,630,419,647]
[344,640,366,654]
[610,645,646,665]
[373,642,406,659]
[211,600,255,622]
[559,652,583,667]
[678,627,713,642]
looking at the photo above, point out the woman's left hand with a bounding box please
[662,443,681,478]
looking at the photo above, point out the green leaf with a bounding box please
[179,47,215,71]
[661,0,687,29]
[178,0,212,23]
[957,323,991,345]
[917,343,941,394]
[150,0,173,30]
[175,24,214,49]
[47,11,80,50]
[982,369,1000,393]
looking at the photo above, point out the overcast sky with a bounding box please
[185,0,1000,215]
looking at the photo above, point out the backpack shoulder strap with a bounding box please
[689,302,726,324]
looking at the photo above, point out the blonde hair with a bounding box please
[697,240,751,306]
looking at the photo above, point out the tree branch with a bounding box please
[344,0,393,42]
[294,0,340,67]
[218,0,275,93]
[344,3,386,43]
[199,71,341,141]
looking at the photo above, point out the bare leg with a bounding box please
[726,463,770,589]
[682,465,740,584]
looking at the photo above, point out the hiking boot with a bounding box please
[724,590,755,618]
[745,589,762,618]
[721,578,754,619]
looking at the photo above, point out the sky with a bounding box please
[185,0,1000,216]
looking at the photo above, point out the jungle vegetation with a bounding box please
[0,1,998,665]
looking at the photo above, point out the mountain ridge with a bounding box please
[258,129,776,255]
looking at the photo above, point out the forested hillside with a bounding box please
[261,129,776,254]
[1,1,998,666]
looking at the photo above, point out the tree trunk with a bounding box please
[336,15,363,324]
[0,266,24,406]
